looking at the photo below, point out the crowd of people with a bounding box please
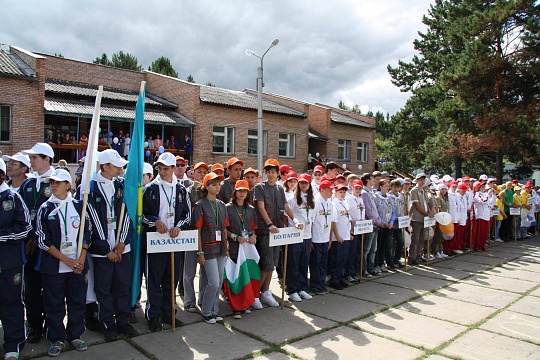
[0,141,539,359]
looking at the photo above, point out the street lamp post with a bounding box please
[246,38,279,172]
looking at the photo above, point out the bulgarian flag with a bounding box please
[223,243,261,311]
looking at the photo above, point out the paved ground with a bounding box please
[7,238,540,360]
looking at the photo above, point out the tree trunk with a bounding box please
[454,155,462,178]
[496,150,504,184]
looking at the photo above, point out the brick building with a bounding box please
[0,44,375,173]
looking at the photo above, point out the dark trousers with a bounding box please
[391,228,404,265]
[376,227,393,267]
[286,238,311,294]
[309,242,328,290]
[346,234,361,277]
[329,240,350,284]
[1,266,25,354]
[276,245,285,279]
[177,252,185,293]
[24,250,45,328]
[145,252,180,321]
[42,272,86,342]
[93,254,131,329]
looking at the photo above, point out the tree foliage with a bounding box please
[387,0,540,180]
[93,51,143,71]
[186,74,195,83]
[148,56,178,78]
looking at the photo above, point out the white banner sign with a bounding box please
[398,216,410,229]
[492,208,500,216]
[424,217,436,228]
[269,227,304,247]
[353,220,374,235]
[509,207,521,216]
[146,230,199,253]
[528,198,534,206]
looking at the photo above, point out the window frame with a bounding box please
[212,126,234,154]
[247,129,268,156]
[0,104,12,144]
[338,139,351,161]
[357,142,369,163]
[278,133,295,158]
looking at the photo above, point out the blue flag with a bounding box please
[125,82,146,307]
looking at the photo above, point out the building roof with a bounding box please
[200,86,305,117]
[330,111,375,129]
[308,128,328,141]
[45,79,177,108]
[44,98,194,127]
[0,49,37,79]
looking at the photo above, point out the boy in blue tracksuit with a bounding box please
[142,153,191,332]
[86,149,138,341]
[19,142,55,343]
[35,169,92,357]
[0,159,32,360]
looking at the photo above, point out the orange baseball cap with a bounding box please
[264,158,280,169]
[243,167,257,175]
[203,172,224,187]
[235,180,250,190]
[226,157,244,169]
[193,162,209,171]
[211,163,225,172]
[175,155,186,164]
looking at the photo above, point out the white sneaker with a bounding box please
[325,275,331,282]
[261,290,279,307]
[453,249,463,255]
[495,238,504,243]
[288,292,302,302]
[442,252,449,258]
[374,266,381,273]
[435,252,443,259]
[380,265,389,273]
[298,290,313,300]
[251,298,263,310]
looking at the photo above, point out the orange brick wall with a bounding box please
[326,122,375,173]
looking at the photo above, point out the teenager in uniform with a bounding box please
[344,179,365,281]
[328,184,352,290]
[0,158,32,360]
[408,173,430,265]
[360,173,380,277]
[388,179,406,268]
[20,143,55,343]
[242,167,258,197]
[183,162,209,313]
[254,159,302,307]
[35,169,91,357]
[173,156,192,297]
[225,180,259,317]
[311,165,324,196]
[86,150,138,341]
[309,180,336,294]
[3,153,31,192]
[193,173,228,323]
[473,182,496,251]
[218,157,243,203]
[142,153,191,332]
[285,174,315,302]
[432,184,449,259]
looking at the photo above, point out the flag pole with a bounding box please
[77,86,103,258]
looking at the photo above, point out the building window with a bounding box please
[338,139,351,160]
[213,126,234,154]
[248,129,267,156]
[357,142,368,163]
[0,105,12,143]
[279,133,295,157]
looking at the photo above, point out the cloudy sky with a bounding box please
[2,0,434,116]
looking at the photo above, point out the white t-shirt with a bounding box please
[312,193,337,244]
[345,193,365,221]
[332,197,351,241]
[287,192,315,239]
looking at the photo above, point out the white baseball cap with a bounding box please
[3,152,31,168]
[155,152,176,167]
[98,149,128,167]
[22,143,55,159]
[143,163,153,175]
[479,174,488,181]
[45,169,72,185]
[0,158,5,174]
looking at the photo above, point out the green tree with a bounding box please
[93,53,110,66]
[186,74,195,83]
[148,56,178,77]
[110,51,142,71]
[388,0,540,180]
[205,82,216,87]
